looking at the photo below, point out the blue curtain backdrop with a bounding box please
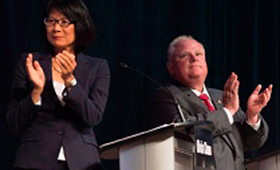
[0,0,279,169]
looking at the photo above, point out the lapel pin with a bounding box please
[218,100,222,104]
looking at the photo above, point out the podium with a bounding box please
[246,150,280,170]
[100,122,215,170]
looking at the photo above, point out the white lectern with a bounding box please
[100,122,215,170]
[246,150,280,170]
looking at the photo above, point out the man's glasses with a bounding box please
[44,18,73,28]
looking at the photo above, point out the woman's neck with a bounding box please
[54,48,74,55]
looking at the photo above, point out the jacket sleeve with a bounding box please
[63,59,110,128]
[240,115,269,151]
[6,54,39,134]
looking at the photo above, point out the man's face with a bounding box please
[167,39,208,86]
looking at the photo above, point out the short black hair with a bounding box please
[44,0,95,53]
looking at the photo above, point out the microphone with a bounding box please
[119,62,164,87]
[119,62,186,122]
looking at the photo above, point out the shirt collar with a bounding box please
[170,79,211,98]
[190,84,210,98]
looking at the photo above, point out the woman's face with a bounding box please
[46,10,75,53]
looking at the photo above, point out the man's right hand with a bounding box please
[222,72,240,115]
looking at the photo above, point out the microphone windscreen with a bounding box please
[119,62,128,69]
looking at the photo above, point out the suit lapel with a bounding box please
[37,53,52,82]
[174,86,238,159]
[175,87,210,115]
[74,53,89,86]
[176,87,224,114]
[208,89,223,110]
[35,53,61,106]
[173,86,225,116]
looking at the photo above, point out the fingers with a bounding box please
[267,84,273,93]
[55,51,76,72]
[26,53,43,72]
[26,53,33,68]
[25,53,45,89]
[261,84,273,103]
[224,72,239,93]
[253,84,272,97]
[233,76,240,94]
[54,51,76,82]
[27,53,33,61]
[249,84,273,111]
[33,61,43,73]
[252,84,262,95]
[223,72,240,115]
[26,53,34,75]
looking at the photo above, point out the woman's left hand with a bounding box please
[54,51,77,86]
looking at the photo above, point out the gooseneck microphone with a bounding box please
[119,62,186,122]
[119,62,164,87]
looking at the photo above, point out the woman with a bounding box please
[6,0,110,169]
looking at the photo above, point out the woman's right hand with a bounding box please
[26,53,45,103]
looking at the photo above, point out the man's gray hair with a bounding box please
[167,35,203,61]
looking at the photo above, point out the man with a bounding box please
[147,35,272,170]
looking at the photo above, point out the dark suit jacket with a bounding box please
[6,52,110,170]
[146,81,269,170]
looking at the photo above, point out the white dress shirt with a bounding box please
[36,80,66,161]
[190,85,261,131]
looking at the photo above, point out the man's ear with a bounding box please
[166,61,173,76]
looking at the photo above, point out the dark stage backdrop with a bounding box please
[0,0,279,169]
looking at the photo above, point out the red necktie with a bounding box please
[199,94,215,112]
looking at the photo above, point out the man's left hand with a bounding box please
[246,84,273,123]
